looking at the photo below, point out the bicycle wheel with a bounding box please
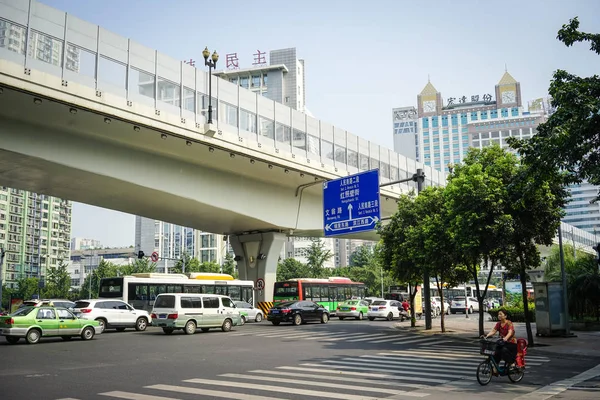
[508,366,525,383]
[476,360,493,386]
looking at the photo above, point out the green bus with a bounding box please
[273,277,366,315]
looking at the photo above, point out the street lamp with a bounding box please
[202,47,219,124]
[447,163,454,175]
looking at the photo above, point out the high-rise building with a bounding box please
[134,217,228,273]
[334,239,376,268]
[0,188,72,288]
[68,247,136,289]
[392,107,419,161]
[70,237,102,251]
[214,48,306,113]
[282,237,336,269]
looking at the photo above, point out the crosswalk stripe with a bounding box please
[368,334,421,343]
[356,355,475,371]
[392,337,447,345]
[248,369,425,389]
[275,366,431,389]
[146,384,285,400]
[181,378,406,400]
[346,333,390,342]
[427,345,551,361]
[379,351,545,366]
[99,391,179,400]
[374,352,490,366]
[300,362,449,383]
[320,359,469,379]
[388,350,487,360]
[319,332,389,341]
[219,373,430,397]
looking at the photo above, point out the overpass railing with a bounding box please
[0,0,446,192]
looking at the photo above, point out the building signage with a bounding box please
[393,109,417,121]
[225,50,268,70]
[447,94,493,106]
[323,169,381,237]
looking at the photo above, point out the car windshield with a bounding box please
[10,307,35,316]
[154,295,176,308]
[371,301,387,306]
[74,301,90,309]
[344,300,358,305]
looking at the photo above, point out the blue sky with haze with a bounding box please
[38,0,600,247]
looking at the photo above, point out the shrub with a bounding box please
[488,306,536,323]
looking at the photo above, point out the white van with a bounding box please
[151,293,242,335]
[450,296,480,314]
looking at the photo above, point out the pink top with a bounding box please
[495,320,517,343]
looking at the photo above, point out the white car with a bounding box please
[450,296,480,314]
[235,301,264,323]
[367,300,403,321]
[431,297,450,315]
[72,299,152,332]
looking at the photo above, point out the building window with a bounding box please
[442,116,448,127]
[239,109,257,133]
[451,114,458,126]
[240,77,249,88]
[251,75,260,87]
[501,108,508,118]
[471,111,478,121]
[511,107,519,117]
[422,118,429,129]
[432,117,439,128]
[490,110,498,119]
[461,113,468,124]
[263,74,268,86]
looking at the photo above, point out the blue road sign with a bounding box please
[323,169,381,237]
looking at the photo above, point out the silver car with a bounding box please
[234,301,264,323]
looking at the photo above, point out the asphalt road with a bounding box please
[1,314,599,400]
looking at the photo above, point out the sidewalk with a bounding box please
[393,314,600,358]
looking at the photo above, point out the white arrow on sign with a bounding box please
[348,203,353,220]
[325,216,379,232]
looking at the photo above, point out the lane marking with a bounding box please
[299,363,449,384]
[513,364,600,400]
[99,391,179,400]
[147,384,284,400]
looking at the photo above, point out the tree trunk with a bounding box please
[517,251,535,346]
[473,257,495,337]
[435,275,445,333]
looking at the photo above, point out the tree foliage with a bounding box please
[510,17,600,200]
[43,260,71,299]
[306,238,333,278]
[276,258,310,281]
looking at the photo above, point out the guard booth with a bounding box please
[532,281,567,337]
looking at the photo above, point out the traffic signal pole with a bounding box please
[380,168,431,330]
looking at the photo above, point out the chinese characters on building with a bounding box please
[446,93,493,106]
[223,49,268,70]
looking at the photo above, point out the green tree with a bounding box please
[276,258,310,281]
[306,238,333,278]
[119,258,157,275]
[171,254,201,273]
[510,17,600,199]
[350,245,375,267]
[43,260,71,299]
[408,187,469,332]
[14,277,41,301]
[222,253,238,278]
[377,192,423,327]
[445,146,515,336]
[341,245,394,297]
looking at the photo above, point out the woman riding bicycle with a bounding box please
[481,309,517,374]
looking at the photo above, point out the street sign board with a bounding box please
[151,252,159,262]
[256,278,265,290]
[323,169,380,237]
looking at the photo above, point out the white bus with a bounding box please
[98,273,255,312]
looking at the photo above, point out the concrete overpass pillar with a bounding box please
[229,232,286,312]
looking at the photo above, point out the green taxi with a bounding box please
[0,306,102,344]
[336,299,370,320]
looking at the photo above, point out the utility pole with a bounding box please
[0,248,5,312]
[380,168,431,329]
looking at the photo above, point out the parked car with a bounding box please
[234,301,263,323]
[72,299,151,333]
[336,299,369,320]
[267,301,329,326]
[431,296,450,315]
[0,306,102,344]
[151,293,242,334]
[367,300,404,321]
[19,299,75,310]
[450,296,480,314]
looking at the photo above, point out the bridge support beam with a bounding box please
[229,232,286,305]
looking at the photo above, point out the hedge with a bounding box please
[488,307,536,323]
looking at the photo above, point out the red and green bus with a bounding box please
[273,277,366,314]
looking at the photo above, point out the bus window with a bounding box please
[99,278,124,298]
[329,286,337,302]
[304,284,313,301]
[319,285,328,302]
[466,287,473,297]
[273,281,299,300]
[358,286,365,299]
[184,284,201,293]
[166,285,183,293]
[149,284,166,300]
[351,286,358,298]
[203,285,216,294]
[228,285,241,301]
[128,283,148,301]
[215,285,228,296]
[241,287,253,304]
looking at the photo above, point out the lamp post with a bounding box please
[557,224,571,336]
[202,47,219,124]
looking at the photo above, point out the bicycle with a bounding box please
[476,339,525,385]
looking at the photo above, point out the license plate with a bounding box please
[372,307,379,311]
[159,314,167,318]
[341,307,349,311]
[271,310,279,314]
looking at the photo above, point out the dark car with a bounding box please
[267,301,329,326]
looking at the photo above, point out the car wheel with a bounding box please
[26,328,41,344]
[96,318,107,333]
[185,320,197,335]
[436,307,441,315]
[135,317,148,331]
[469,306,474,314]
[255,313,263,323]
[6,336,19,344]
[61,336,73,341]
[293,314,302,326]
[321,313,329,324]
[240,315,246,325]
[356,312,363,321]
[271,321,280,326]
[387,312,393,321]
[222,319,233,332]
[162,328,174,335]
[81,327,95,341]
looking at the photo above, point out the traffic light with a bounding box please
[137,251,145,259]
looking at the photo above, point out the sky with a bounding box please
[38,0,600,248]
